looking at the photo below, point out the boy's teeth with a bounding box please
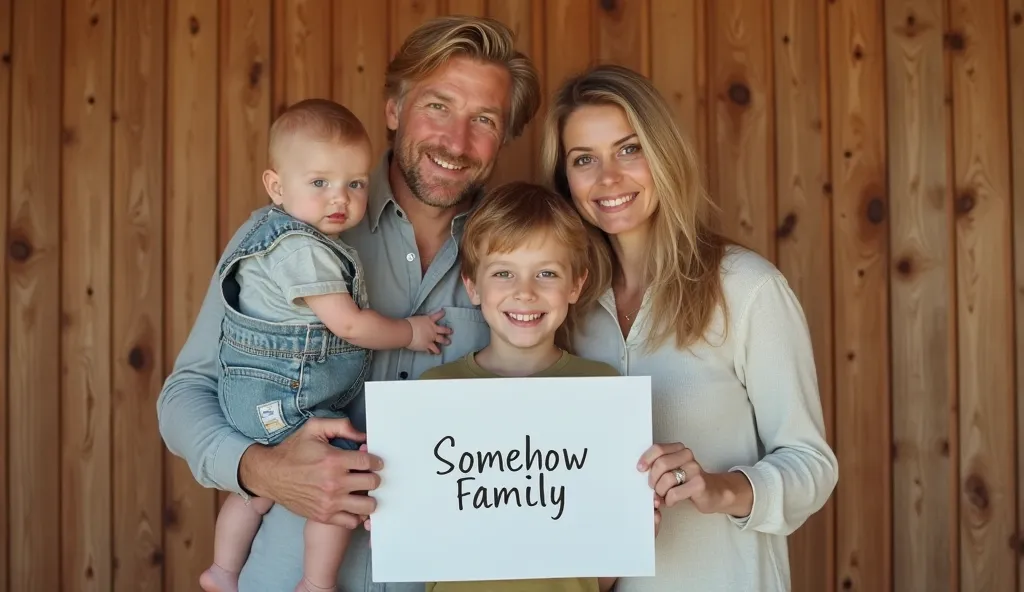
[508,313,541,322]
[430,155,464,170]
[598,193,636,207]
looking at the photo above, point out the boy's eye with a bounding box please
[493,271,511,278]
[538,271,557,278]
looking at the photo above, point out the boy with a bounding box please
[420,181,620,592]
[200,99,451,592]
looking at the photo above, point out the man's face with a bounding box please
[386,56,511,209]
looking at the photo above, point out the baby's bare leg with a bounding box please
[200,495,275,592]
[294,520,353,592]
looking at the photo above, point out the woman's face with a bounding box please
[561,104,657,237]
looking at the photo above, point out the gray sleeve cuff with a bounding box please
[213,431,258,498]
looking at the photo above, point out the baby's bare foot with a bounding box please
[199,564,239,592]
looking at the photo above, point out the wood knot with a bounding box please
[86,286,94,296]
[164,506,179,526]
[62,127,77,145]
[189,16,200,35]
[727,82,751,106]
[87,95,95,105]
[85,565,94,579]
[944,32,965,51]
[939,438,950,457]
[841,577,853,589]
[111,112,120,123]
[776,213,797,238]
[906,13,916,27]
[895,257,912,276]
[8,239,32,261]
[1010,532,1024,554]
[852,45,864,60]
[846,351,855,361]
[248,61,263,88]
[964,474,989,511]
[127,346,147,370]
[150,549,164,566]
[1,53,10,64]
[866,197,885,224]
[356,65,364,73]
[599,0,616,11]
[782,34,790,44]
[843,150,852,159]
[956,191,975,214]
[822,182,833,195]
[90,14,99,26]
[1013,12,1022,26]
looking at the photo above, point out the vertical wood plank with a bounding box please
[708,0,775,260]
[1010,2,1024,588]
[164,0,218,589]
[884,1,957,590]
[827,0,891,589]
[0,0,12,586]
[544,0,593,96]
[218,0,272,250]
[390,0,440,56]
[486,0,537,185]
[444,0,485,16]
[61,0,113,589]
[7,0,63,588]
[595,0,650,77]
[333,1,389,160]
[273,0,332,116]
[772,1,834,591]
[650,0,708,172]
[112,0,166,589]
[947,1,1017,589]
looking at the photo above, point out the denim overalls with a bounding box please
[216,206,371,448]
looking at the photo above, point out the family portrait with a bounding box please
[157,14,836,592]
[7,0,1022,590]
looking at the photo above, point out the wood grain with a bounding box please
[445,0,485,16]
[544,0,593,100]
[709,0,775,260]
[827,0,892,589]
[1010,1,1024,588]
[218,0,272,250]
[163,0,218,589]
[333,1,390,160]
[8,0,63,589]
[390,0,440,56]
[771,1,833,591]
[486,0,537,185]
[884,1,957,590]
[650,0,707,172]
[112,0,166,589]
[61,0,113,589]
[947,1,1017,590]
[0,0,12,585]
[595,0,650,77]
[273,0,332,114]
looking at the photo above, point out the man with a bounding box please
[157,15,541,591]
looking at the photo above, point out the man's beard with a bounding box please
[395,134,486,209]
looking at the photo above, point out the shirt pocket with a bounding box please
[438,306,490,364]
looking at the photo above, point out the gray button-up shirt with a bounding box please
[157,151,491,590]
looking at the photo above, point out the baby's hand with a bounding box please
[406,310,452,354]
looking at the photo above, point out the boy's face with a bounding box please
[263,133,372,237]
[463,231,587,352]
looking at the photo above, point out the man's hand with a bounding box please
[238,418,383,528]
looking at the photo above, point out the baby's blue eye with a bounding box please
[312,179,328,188]
[349,180,365,189]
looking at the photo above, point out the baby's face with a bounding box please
[265,134,373,237]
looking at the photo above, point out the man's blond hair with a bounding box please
[384,16,541,143]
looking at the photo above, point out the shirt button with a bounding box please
[406,253,415,262]
[399,371,408,379]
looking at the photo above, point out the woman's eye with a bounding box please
[572,155,593,166]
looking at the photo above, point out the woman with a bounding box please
[541,64,838,591]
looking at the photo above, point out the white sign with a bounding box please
[365,375,656,584]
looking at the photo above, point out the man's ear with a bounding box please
[385,97,401,134]
[262,169,283,205]
[567,269,589,304]
[462,273,482,306]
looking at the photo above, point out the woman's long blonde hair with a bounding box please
[540,64,730,352]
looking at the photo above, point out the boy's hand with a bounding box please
[405,310,452,354]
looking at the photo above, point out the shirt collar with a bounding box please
[367,149,482,238]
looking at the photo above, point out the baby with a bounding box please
[200,99,450,592]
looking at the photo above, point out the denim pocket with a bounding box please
[219,344,306,444]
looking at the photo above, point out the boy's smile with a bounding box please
[463,231,586,356]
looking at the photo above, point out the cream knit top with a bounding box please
[572,246,838,591]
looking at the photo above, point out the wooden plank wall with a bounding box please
[0,0,1021,590]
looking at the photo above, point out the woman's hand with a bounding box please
[638,442,754,518]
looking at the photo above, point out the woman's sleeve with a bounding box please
[726,272,839,535]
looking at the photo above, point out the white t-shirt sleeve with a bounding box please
[265,234,350,306]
